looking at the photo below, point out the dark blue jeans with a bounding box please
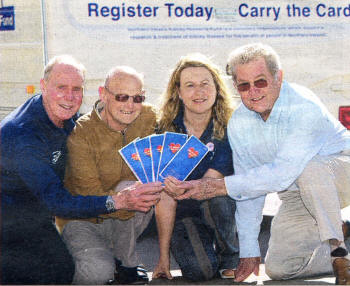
[170,196,238,281]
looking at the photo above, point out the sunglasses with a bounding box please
[236,78,268,92]
[105,86,145,103]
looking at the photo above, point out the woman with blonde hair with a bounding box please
[153,53,238,282]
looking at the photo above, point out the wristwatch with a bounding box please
[105,196,117,212]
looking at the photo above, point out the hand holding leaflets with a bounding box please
[119,132,209,184]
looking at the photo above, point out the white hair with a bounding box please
[227,43,281,81]
[43,55,86,82]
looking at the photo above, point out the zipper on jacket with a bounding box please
[120,130,127,178]
[121,130,126,146]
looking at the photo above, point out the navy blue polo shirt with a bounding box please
[172,110,234,219]
[1,94,108,218]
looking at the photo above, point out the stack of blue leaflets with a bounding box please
[119,132,209,183]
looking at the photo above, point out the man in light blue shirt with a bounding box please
[175,43,350,284]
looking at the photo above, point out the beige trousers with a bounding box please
[265,150,350,280]
[62,210,153,285]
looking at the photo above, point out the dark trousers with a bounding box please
[170,196,239,281]
[1,205,74,285]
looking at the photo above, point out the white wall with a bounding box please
[0,0,44,119]
[1,0,350,119]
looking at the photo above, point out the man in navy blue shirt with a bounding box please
[0,55,162,284]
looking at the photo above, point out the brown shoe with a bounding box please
[343,221,350,239]
[333,258,350,285]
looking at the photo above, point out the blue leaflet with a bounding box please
[160,135,209,181]
[135,137,154,182]
[119,140,148,184]
[149,134,165,182]
[157,132,188,182]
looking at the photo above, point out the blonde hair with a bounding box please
[158,53,233,139]
[226,43,281,82]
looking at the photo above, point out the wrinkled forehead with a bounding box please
[235,58,271,81]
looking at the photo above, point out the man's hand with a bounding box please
[174,178,227,201]
[234,257,260,282]
[114,180,137,192]
[112,182,162,212]
[163,176,187,198]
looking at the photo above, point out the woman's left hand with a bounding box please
[163,176,187,198]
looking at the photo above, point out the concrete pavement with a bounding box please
[136,214,336,285]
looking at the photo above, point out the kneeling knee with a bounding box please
[296,156,327,186]
[74,256,115,284]
[181,261,218,281]
[265,256,305,280]
[182,269,216,282]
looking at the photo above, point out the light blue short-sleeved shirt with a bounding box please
[224,81,350,257]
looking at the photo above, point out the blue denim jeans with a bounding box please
[170,196,238,281]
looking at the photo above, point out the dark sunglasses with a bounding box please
[105,86,145,103]
[236,78,268,92]
[115,94,145,103]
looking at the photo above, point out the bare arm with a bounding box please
[153,168,224,279]
[202,168,224,179]
[153,191,176,279]
[175,177,227,201]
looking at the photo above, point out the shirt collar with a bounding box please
[173,106,213,141]
[266,80,287,124]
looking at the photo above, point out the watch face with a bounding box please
[106,197,116,212]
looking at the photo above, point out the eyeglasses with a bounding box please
[104,86,145,103]
[236,78,268,92]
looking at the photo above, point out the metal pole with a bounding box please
[40,0,48,65]
[1,0,4,8]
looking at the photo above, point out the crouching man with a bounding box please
[55,66,161,285]
[173,43,350,284]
